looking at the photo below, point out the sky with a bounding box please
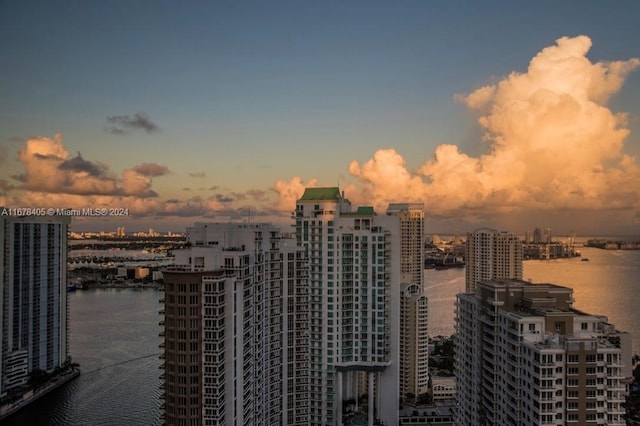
[1,1,640,236]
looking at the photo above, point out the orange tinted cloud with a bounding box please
[342,35,640,218]
[14,134,163,197]
[272,176,319,211]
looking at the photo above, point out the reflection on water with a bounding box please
[3,289,162,426]
[3,247,638,424]
[425,246,640,354]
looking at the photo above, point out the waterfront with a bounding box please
[3,289,162,426]
[426,246,640,355]
[2,246,638,424]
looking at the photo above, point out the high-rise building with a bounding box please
[533,227,543,243]
[295,187,400,426]
[455,279,631,425]
[386,203,424,286]
[0,214,71,395]
[160,223,309,425]
[465,228,522,293]
[387,203,429,403]
[399,283,429,402]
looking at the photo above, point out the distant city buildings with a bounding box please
[465,228,523,293]
[0,214,71,396]
[160,223,309,425]
[295,187,400,426]
[455,279,631,425]
[68,229,183,239]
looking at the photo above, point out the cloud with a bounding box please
[247,189,267,201]
[58,153,110,177]
[132,162,170,177]
[277,36,640,226]
[105,113,160,134]
[272,176,319,211]
[2,136,291,226]
[0,146,7,163]
[14,134,160,198]
[215,194,234,203]
[0,179,14,194]
[189,172,206,178]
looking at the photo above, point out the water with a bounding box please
[3,289,162,426]
[3,246,639,424]
[425,246,640,355]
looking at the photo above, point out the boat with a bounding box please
[581,258,590,262]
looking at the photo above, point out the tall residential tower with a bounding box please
[160,223,309,426]
[465,228,523,293]
[295,187,400,426]
[1,214,71,396]
[455,279,630,425]
[387,203,429,403]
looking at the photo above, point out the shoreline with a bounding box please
[0,368,80,421]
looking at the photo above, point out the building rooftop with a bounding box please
[341,206,376,216]
[298,187,342,201]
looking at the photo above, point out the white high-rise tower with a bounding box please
[1,214,71,394]
[296,187,400,426]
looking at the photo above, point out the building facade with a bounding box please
[455,279,631,425]
[295,187,400,426]
[386,203,424,286]
[399,283,429,401]
[387,203,429,404]
[0,214,70,396]
[160,223,308,426]
[465,228,523,293]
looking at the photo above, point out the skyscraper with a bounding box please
[465,228,523,293]
[399,283,429,402]
[160,223,309,425]
[295,187,400,426]
[455,279,630,425]
[0,214,71,395]
[386,203,424,286]
[387,203,429,403]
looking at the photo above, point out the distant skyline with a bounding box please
[1,1,640,235]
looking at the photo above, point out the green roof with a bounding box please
[356,206,375,216]
[299,187,342,201]
[342,206,376,216]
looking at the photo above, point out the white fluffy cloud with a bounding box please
[272,176,319,212]
[343,36,640,219]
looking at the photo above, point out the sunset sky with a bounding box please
[1,1,640,236]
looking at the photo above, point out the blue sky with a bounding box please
[1,1,640,234]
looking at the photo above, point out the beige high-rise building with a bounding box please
[455,279,631,425]
[387,203,429,403]
[399,283,429,401]
[387,203,424,286]
[465,228,522,293]
[160,223,309,426]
